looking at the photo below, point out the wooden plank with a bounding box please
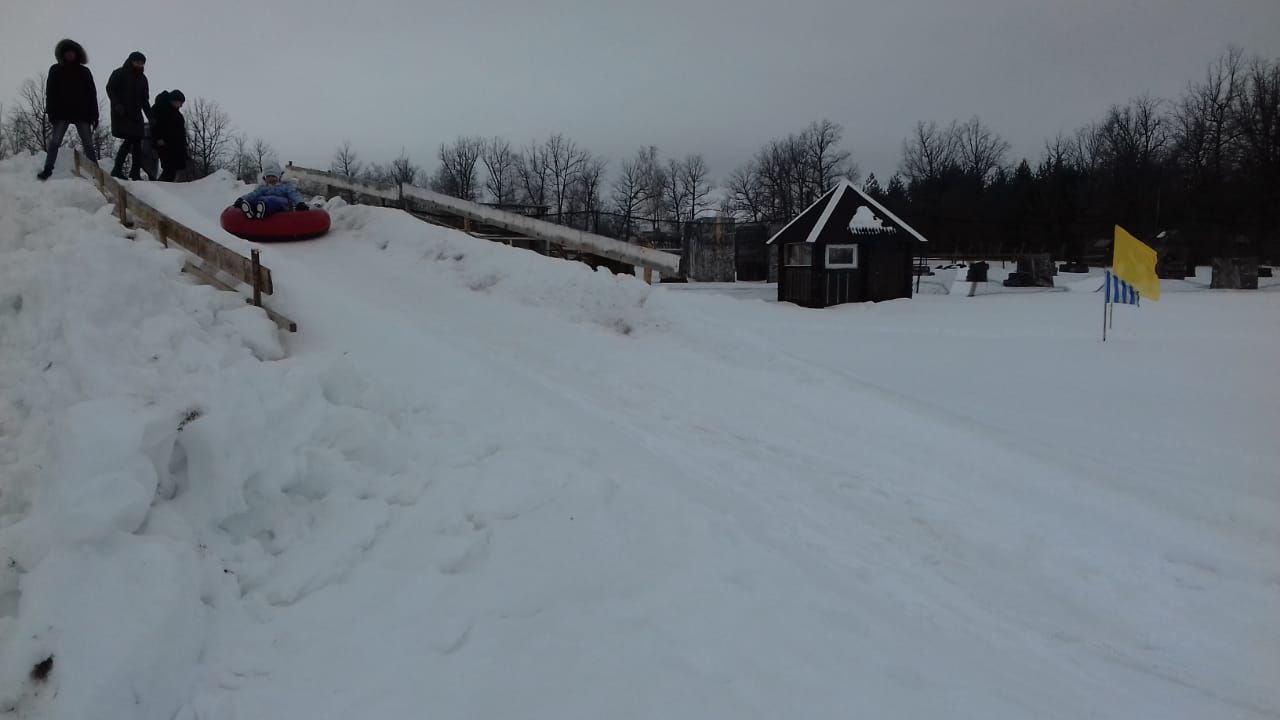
[73,150,275,295]
[287,165,399,201]
[251,249,263,306]
[182,262,297,332]
[289,163,682,275]
[181,261,237,292]
[165,222,273,294]
[399,183,681,274]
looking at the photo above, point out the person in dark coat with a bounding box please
[37,38,99,181]
[150,90,187,182]
[105,50,151,180]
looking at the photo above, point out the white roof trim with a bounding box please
[804,182,847,244]
[765,184,839,245]
[765,177,928,245]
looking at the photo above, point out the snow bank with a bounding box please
[7,159,1277,719]
[0,156,422,719]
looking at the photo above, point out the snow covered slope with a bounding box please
[2,155,1278,719]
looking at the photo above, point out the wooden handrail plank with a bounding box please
[183,262,296,332]
[73,149,292,331]
[289,163,682,275]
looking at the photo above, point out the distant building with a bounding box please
[766,179,927,307]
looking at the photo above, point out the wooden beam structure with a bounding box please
[287,164,682,277]
[74,150,295,332]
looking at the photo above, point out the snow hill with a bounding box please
[1,154,1278,720]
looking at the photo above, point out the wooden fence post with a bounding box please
[157,219,170,248]
[251,249,263,306]
[116,185,129,227]
[463,217,473,234]
[74,151,81,178]
[644,268,653,284]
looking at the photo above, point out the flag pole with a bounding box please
[1102,270,1109,342]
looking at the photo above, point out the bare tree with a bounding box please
[480,137,517,204]
[1099,95,1171,171]
[330,140,362,179]
[515,139,550,207]
[570,154,607,230]
[955,116,1011,183]
[229,133,253,182]
[0,104,7,159]
[186,97,234,178]
[900,120,961,184]
[663,157,689,226]
[544,133,588,221]
[1041,132,1076,172]
[1174,47,1244,179]
[360,162,393,188]
[431,135,484,200]
[1070,121,1106,174]
[677,154,713,222]
[1232,54,1280,253]
[611,150,650,240]
[725,159,766,221]
[7,76,54,155]
[801,119,856,194]
[389,149,420,186]
[637,145,666,230]
[89,100,115,160]
[251,137,277,175]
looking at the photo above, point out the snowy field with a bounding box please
[1,154,1278,719]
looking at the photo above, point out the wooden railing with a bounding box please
[74,150,295,332]
[287,164,683,277]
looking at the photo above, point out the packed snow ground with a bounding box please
[1,154,1278,719]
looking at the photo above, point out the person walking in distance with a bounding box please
[106,50,151,180]
[37,38,99,181]
[150,89,187,181]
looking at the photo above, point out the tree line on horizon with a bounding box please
[4,46,1276,261]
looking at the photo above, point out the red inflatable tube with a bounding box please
[219,206,331,242]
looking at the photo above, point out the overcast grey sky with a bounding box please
[4,0,1279,182]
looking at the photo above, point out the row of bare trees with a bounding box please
[723,119,857,222]
[3,74,114,160]
[7,45,1274,258]
[157,96,279,182]
[2,76,275,184]
[877,47,1280,260]
[328,133,715,239]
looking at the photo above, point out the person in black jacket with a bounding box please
[105,50,151,180]
[150,90,187,182]
[37,39,99,181]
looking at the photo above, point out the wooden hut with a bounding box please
[766,179,927,307]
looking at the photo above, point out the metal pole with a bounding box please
[1103,300,1108,342]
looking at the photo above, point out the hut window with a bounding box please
[785,244,812,267]
[826,244,858,269]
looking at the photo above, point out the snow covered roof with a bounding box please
[766,178,927,245]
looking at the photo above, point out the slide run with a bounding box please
[2,157,1278,720]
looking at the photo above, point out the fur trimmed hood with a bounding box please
[54,38,87,64]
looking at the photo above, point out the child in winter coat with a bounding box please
[233,163,310,219]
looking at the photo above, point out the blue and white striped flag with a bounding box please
[1105,269,1140,306]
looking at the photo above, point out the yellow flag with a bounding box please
[1112,226,1160,301]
